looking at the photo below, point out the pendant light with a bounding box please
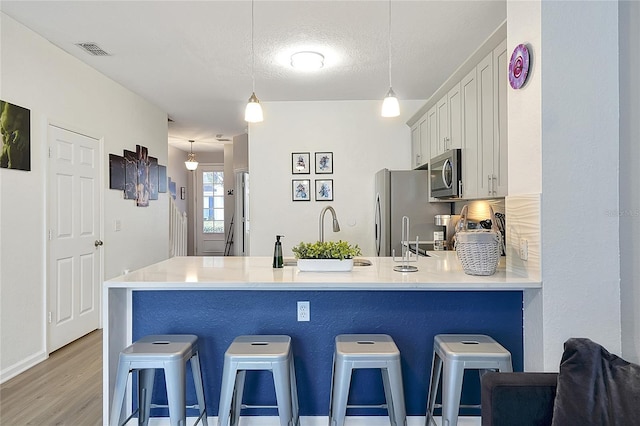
[245,0,263,123]
[381,0,400,118]
[185,140,199,171]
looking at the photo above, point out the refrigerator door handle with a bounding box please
[375,193,382,256]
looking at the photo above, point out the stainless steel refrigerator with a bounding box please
[374,169,451,256]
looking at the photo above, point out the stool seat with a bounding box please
[426,334,512,426]
[329,334,406,426]
[217,335,299,426]
[110,334,208,426]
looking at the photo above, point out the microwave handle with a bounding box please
[458,180,463,198]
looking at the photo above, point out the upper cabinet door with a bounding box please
[492,40,508,197]
[478,50,494,198]
[427,104,438,161]
[436,94,449,155]
[461,67,479,200]
[448,82,462,151]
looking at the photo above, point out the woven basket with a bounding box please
[455,205,501,276]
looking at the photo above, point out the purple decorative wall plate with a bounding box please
[509,44,530,89]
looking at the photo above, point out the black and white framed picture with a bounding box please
[292,152,310,174]
[315,152,333,174]
[292,179,311,201]
[315,179,333,201]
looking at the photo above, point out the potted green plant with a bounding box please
[292,240,362,272]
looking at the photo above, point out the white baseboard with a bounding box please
[0,349,48,384]
[138,415,481,426]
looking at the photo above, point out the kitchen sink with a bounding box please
[282,258,372,267]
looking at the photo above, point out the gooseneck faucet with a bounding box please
[319,206,340,242]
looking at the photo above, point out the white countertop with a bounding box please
[105,252,540,291]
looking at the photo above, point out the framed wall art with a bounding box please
[292,152,310,174]
[0,100,31,171]
[109,154,125,190]
[315,152,333,174]
[292,179,311,201]
[315,179,333,201]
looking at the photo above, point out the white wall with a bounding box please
[249,100,422,257]
[508,1,622,370]
[619,0,640,364]
[0,14,168,381]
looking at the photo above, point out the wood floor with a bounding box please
[0,329,102,425]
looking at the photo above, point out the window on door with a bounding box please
[203,169,224,234]
[196,165,225,255]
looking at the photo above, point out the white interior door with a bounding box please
[47,125,102,352]
[195,164,225,255]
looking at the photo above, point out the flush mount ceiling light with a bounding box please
[290,51,325,71]
[381,0,400,118]
[245,0,263,123]
[185,140,199,171]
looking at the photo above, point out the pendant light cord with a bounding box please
[251,0,256,93]
[387,0,392,88]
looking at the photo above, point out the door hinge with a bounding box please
[48,147,52,158]
[48,312,52,324]
[48,229,53,240]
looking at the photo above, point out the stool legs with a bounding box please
[190,354,209,426]
[425,352,443,426]
[272,361,294,426]
[441,360,465,426]
[138,368,155,426]
[383,362,407,426]
[110,359,130,426]
[328,359,352,426]
[164,359,186,426]
[217,359,237,426]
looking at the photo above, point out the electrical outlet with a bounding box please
[297,301,310,322]
[519,239,528,261]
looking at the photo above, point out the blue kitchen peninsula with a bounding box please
[102,254,540,424]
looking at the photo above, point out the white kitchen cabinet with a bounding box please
[419,116,429,168]
[461,67,478,199]
[410,114,429,169]
[492,40,508,197]
[411,122,421,169]
[476,41,508,198]
[477,50,494,198]
[427,104,438,160]
[435,95,448,156]
[447,82,462,151]
[405,24,507,199]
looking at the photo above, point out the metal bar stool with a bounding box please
[425,334,512,426]
[329,334,407,426]
[217,335,299,426]
[110,334,208,426]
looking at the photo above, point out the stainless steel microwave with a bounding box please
[430,149,462,199]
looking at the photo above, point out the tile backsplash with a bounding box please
[505,194,541,279]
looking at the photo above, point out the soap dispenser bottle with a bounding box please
[273,235,284,268]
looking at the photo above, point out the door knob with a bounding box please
[94,240,104,247]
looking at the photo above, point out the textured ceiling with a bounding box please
[1,1,506,152]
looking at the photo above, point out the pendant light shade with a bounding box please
[245,0,263,123]
[381,87,400,118]
[381,0,400,118]
[245,92,263,123]
[185,140,199,171]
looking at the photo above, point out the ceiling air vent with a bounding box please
[75,42,110,56]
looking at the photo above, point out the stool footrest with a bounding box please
[240,404,280,410]
[346,404,388,409]
[149,403,203,410]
